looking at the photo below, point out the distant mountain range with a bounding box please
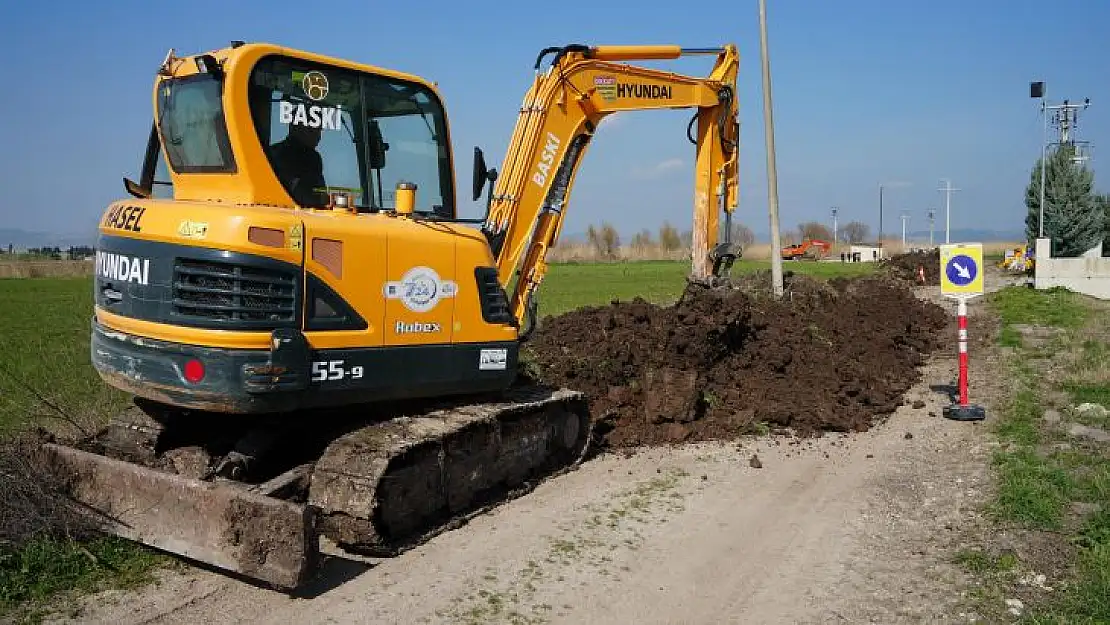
[558,227,1026,245]
[0,224,1026,254]
[0,228,97,252]
[0,229,93,251]
[894,228,1026,244]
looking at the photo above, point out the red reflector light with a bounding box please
[183,359,205,384]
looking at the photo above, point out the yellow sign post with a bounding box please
[938,242,986,422]
[939,243,984,298]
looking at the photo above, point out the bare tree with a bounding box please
[840,221,870,244]
[586,224,600,253]
[722,221,756,246]
[796,221,833,242]
[630,229,654,251]
[658,222,682,251]
[598,223,621,258]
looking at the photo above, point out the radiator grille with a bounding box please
[173,258,296,326]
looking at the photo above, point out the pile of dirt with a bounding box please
[523,272,949,448]
[883,249,941,285]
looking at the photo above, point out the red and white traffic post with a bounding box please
[940,243,986,422]
[957,298,969,405]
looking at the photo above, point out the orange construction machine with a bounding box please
[781,239,831,261]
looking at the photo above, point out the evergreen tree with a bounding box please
[1025,144,1103,257]
[1100,192,1110,256]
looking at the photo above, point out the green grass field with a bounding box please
[959,286,1110,622]
[0,278,130,435]
[538,259,875,317]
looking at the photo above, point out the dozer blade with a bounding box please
[41,442,319,590]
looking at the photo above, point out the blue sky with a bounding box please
[1,0,1106,243]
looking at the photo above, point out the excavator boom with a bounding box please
[479,44,741,324]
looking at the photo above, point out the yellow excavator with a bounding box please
[998,243,1035,273]
[42,40,741,589]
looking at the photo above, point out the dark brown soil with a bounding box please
[523,272,949,448]
[883,249,941,285]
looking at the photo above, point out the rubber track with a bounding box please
[308,384,592,557]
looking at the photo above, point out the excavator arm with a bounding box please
[479,44,741,327]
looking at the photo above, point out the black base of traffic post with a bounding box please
[943,404,986,422]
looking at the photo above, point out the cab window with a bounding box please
[248,55,453,216]
[156,74,236,173]
[249,58,363,208]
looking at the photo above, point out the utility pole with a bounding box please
[1030,82,1092,239]
[877,182,910,255]
[878,185,883,249]
[938,179,960,244]
[927,209,936,247]
[831,207,838,245]
[1050,98,1092,147]
[900,212,910,250]
[759,0,783,297]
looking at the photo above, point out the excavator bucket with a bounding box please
[40,442,319,590]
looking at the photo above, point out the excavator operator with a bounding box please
[270,119,328,208]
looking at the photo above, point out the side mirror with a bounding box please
[472,146,498,212]
[472,147,488,202]
[123,177,151,199]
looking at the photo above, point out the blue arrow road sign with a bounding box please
[945,254,977,286]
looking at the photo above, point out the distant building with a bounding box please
[846,245,884,262]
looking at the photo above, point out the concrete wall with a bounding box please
[1034,237,1110,299]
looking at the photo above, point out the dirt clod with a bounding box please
[526,273,948,448]
[164,446,211,480]
[912,400,926,409]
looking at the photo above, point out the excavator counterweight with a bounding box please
[40,40,743,588]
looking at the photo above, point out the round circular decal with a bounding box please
[301,70,329,101]
[383,266,458,313]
